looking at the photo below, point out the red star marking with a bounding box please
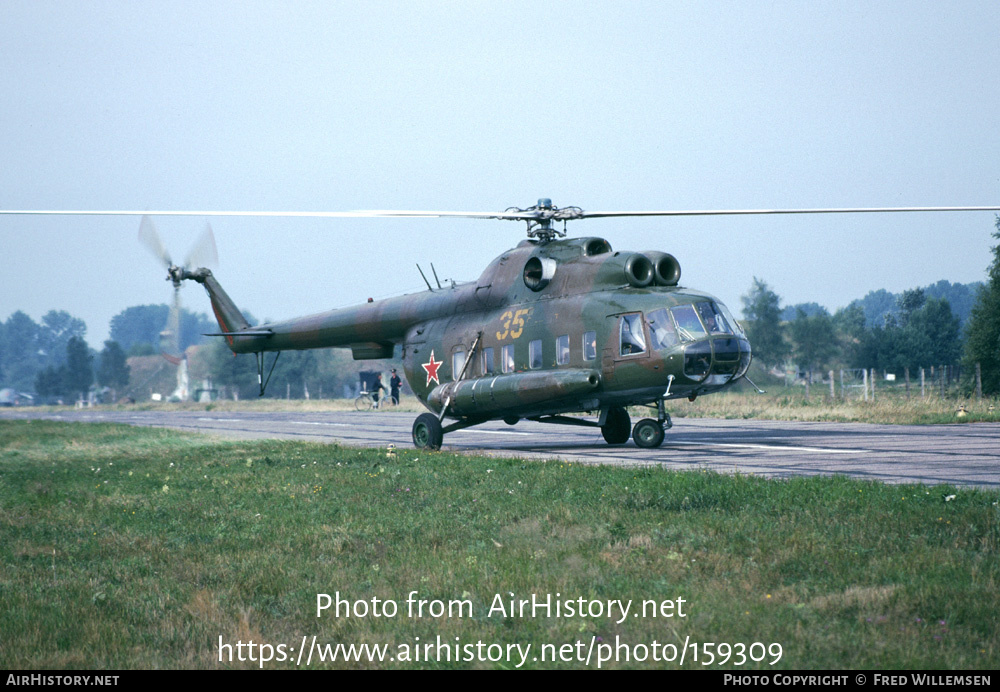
[421,350,443,386]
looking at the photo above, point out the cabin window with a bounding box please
[556,335,570,365]
[529,339,543,369]
[481,346,494,375]
[502,344,515,373]
[583,331,597,361]
[647,308,679,350]
[670,304,707,342]
[619,313,646,356]
[452,350,466,381]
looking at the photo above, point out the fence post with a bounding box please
[940,364,946,398]
[921,367,925,399]
[863,368,869,402]
[870,368,876,401]
[905,367,910,398]
[840,369,844,401]
[975,363,982,401]
[829,370,835,400]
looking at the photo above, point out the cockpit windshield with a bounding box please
[646,308,679,350]
[696,302,734,335]
[648,301,746,355]
[651,301,742,345]
[669,304,707,342]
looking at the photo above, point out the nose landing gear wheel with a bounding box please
[632,418,665,448]
[601,406,631,445]
[412,413,443,450]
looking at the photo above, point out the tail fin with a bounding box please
[184,268,251,345]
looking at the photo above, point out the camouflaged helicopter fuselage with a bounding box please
[197,236,751,420]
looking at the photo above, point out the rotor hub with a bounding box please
[506,198,584,242]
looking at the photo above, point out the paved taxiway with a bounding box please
[3,409,998,488]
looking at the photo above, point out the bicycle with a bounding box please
[354,390,378,411]
[354,390,394,411]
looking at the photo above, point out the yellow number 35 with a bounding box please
[496,308,530,341]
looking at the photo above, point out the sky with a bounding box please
[2,0,999,348]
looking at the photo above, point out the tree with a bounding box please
[780,302,826,322]
[741,278,790,371]
[64,336,93,400]
[789,307,838,379]
[97,340,130,392]
[38,310,86,365]
[833,304,867,367]
[1,311,43,392]
[110,304,215,354]
[908,297,961,367]
[897,288,926,326]
[35,365,67,400]
[109,304,170,353]
[964,218,1000,395]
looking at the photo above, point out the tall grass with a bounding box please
[675,383,1000,425]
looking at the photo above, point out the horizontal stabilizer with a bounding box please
[203,330,274,337]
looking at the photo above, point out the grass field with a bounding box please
[1,420,997,669]
[677,385,1000,425]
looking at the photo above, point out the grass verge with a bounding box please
[1,420,997,669]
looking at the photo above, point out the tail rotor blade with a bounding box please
[184,221,219,270]
[138,215,172,268]
[160,288,183,362]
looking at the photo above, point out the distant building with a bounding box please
[0,388,35,406]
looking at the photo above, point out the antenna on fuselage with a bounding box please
[430,263,443,289]
[416,264,433,291]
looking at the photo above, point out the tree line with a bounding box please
[742,218,1000,395]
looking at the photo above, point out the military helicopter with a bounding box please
[133,199,1000,450]
[4,200,999,449]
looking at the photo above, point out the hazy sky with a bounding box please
[2,1,999,347]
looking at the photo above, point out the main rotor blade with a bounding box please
[5,205,1000,220]
[0,210,387,217]
[137,215,171,267]
[577,206,1000,219]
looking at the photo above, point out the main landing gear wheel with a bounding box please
[601,406,631,445]
[412,413,443,450]
[632,418,665,448]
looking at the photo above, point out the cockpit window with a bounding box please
[717,302,745,337]
[696,302,734,335]
[646,308,679,350]
[669,304,707,342]
[619,313,647,356]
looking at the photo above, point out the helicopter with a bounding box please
[134,199,1000,450]
[5,200,999,450]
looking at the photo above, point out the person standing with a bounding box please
[390,368,402,405]
[372,373,386,408]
